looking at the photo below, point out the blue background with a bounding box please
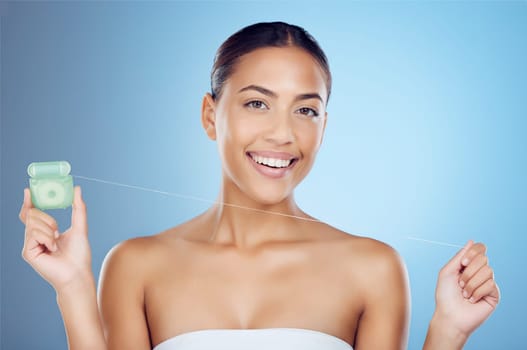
[1,1,526,349]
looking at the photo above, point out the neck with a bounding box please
[203,181,314,249]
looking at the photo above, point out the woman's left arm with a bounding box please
[423,241,500,350]
[353,243,411,350]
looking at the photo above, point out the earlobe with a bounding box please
[201,93,217,140]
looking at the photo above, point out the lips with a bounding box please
[246,151,298,179]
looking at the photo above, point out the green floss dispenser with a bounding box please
[28,161,74,210]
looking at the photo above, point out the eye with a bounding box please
[296,107,319,118]
[245,100,268,110]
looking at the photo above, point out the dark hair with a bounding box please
[211,21,332,103]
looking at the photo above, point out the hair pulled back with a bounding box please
[211,22,332,103]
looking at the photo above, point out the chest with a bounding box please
[144,246,362,345]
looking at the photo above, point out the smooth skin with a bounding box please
[20,47,499,350]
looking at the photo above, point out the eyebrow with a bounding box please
[238,84,324,104]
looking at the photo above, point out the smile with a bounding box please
[246,152,298,179]
[250,154,293,168]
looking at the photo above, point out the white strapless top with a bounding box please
[153,328,353,350]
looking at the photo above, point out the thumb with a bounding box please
[71,186,88,233]
[19,188,34,224]
[441,240,474,275]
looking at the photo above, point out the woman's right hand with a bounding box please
[20,186,93,292]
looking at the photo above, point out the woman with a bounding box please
[20,22,499,350]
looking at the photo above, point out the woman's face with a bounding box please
[202,46,328,205]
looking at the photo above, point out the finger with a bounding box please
[461,242,487,267]
[440,240,474,276]
[26,208,59,233]
[462,265,493,298]
[460,253,489,286]
[26,217,58,239]
[71,186,87,233]
[468,278,500,306]
[23,227,58,258]
[19,188,34,224]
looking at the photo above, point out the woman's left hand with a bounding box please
[433,240,500,338]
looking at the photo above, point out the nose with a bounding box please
[264,112,295,145]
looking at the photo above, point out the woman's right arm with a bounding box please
[98,238,152,350]
[21,187,152,350]
[20,187,106,350]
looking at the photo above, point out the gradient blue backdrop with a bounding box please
[2,1,526,349]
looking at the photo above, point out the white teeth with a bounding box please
[251,154,292,168]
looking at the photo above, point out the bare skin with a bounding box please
[20,46,499,350]
[99,209,409,349]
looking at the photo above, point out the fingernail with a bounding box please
[462,258,469,266]
[54,231,59,238]
[463,290,469,298]
[459,280,465,288]
[469,297,475,303]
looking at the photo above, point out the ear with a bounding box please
[201,93,217,140]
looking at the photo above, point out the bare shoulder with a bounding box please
[98,224,192,349]
[100,224,188,277]
[101,236,160,273]
[337,229,409,308]
[318,224,407,283]
[351,235,406,275]
[321,228,410,348]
